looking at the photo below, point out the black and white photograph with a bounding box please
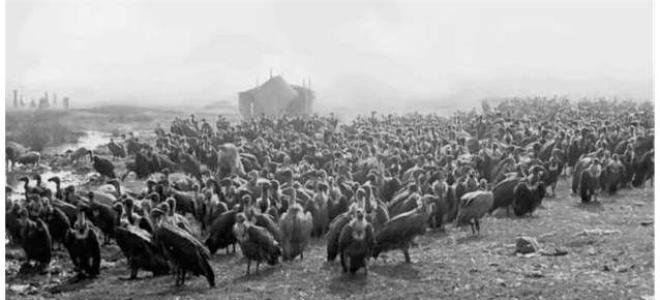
[3,0,655,299]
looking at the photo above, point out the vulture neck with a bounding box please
[21,180,29,195]
[53,180,62,199]
[111,181,121,198]
[126,203,135,225]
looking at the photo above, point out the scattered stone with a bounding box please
[538,231,557,241]
[586,247,598,256]
[540,248,568,257]
[495,278,506,287]
[574,229,621,237]
[524,271,544,278]
[615,264,634,273]
[9,284,30,294]
[640,220,653,226]
[515,236,540,254]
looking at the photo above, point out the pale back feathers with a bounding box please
[456,191,494,226]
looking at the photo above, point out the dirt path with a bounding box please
[6,178,654,299]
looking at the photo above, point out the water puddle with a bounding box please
[43,130,112,155]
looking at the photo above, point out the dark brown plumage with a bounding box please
[373,197,433,263]
[233,212,282,275]
[338,209,375,274]
[153,219,215,287]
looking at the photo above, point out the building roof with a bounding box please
[244,76,299,103]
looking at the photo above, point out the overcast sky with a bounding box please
[6,0,652,112]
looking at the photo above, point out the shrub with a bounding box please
[6,111,81,152]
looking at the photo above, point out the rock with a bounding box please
[540,248,568,256]
[525,271,544,278]
[495,278,506,286]
[515,236,540,254]
[586,247,598,256]
[641,220,653,226]
[9,284,30,294]
[574,229,621,237]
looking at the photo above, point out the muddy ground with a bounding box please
[5,172,654,299]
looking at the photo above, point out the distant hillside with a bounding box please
[77,105,181,115]
[202,100,236,109]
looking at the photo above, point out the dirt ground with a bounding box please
[5,175,654,300]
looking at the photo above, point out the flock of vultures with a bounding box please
[5,98,654,291]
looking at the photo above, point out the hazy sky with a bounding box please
[6,0,652,111]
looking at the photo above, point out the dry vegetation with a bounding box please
[6,178,653,299]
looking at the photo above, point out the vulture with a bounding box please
[579,160,602,203]
[278,188,313,260]
[571,157,596,195]
[107,138,127,159]
[600,155,625,194]
[456,190,494,235]
[373,195,433,263]
[233,212,282,275]
[326,204,358,262]
[160,198,194,235]
[118,197,153,233]
[243,195,282,243]
[153,217,215,287]
[428,181,449,230]
[489,177,521,216]
[6,203,23,245]
[632,149,654,188]
[47,176,65,200]
[512,179,546,216]
[201,184,229,232]
[89,151,117,178]
[165,188,198,218]
[543,156,562,197]
[18,208,52,271]
[115,217,170,280]
[69,147,89,164]
[63,210,101,278]
[218,143,246,178]
[338,208,375,274]
[40,201,71,250]
[178,152,202,181]
[82,191,118,244]
[205,208,239,255]
[30,174,52,199]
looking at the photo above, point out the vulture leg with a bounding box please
[506,206,510,217]
[340,253,348,273]
[470,222,476,235]
[402,247,411,263]
[475,219,481,235]
[130,267,138,280]
[256,261,260,274]
[364,259,369,275]
[246,260,251,275]
[233,243,236,253]
[300,251,304,261]
[181,270,187,286]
